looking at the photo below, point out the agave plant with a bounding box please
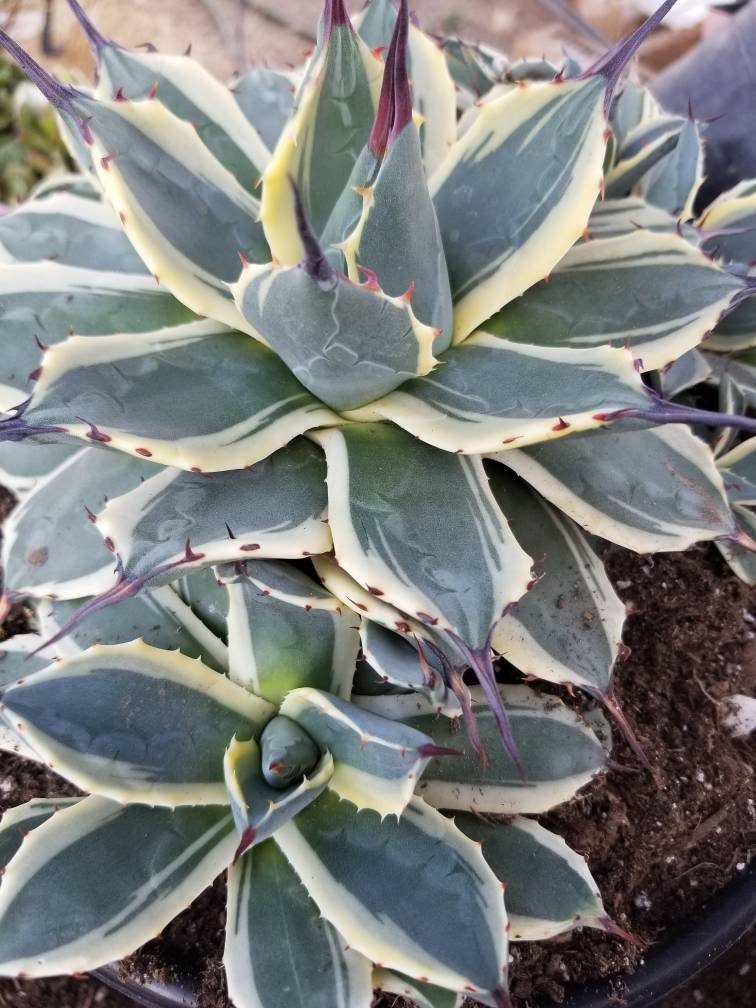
[0,0,754,1003]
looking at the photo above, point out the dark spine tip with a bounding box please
[417,744,463,759]
[603,397,756,437]
[0,28,84,120]
[324,0,352,36]
[598,691,653,773]
[66,0,111,55]
[368,0,411,159]
[233,826,256,864]
[290,180,336,284]
[581,0,679,110]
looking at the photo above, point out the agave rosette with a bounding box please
[0,0,754,1004]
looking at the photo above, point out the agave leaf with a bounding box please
[359,686,606,815]
[659,348,712,399]
[717,437,756,505]
[38,582,229,673]
[0,796,236,976]
[0,798,81,869]
[69,0,270,191]
[279,688,440,817]
[220,565,359,705]
[0,641,274,805]
[483,230,741,372]
[605,115,684,198]
[93,438,329,592]
[311,555,428,638]
[609,79,661,152]
[225,840,373,1008]
[490,426,734,552]
[360,621,459,713]
[698,179,756,265]
[314,424,532,651]
[323,4,453,350]
[232,68,296,152]
[355,0,457,176]
[346,339,652,454]
[219,559,344,613]
[275,789,508,998]
[439,37,508,100]
[704,349,756,410]
[0,636,54,688]
[82,94,269,330]
[260,4,383,264]
[712,375,750,459]
[0,441,77,495]
[373,970,464,1008]
[586,195,680,238]
[639,116,703,218]
[716,505,756,585]
[223,737,334,852]
[1,447,158,603]
[0,262,196,410]
[430,76,607,342]
[9,323,339,471]
[0,191,147,272]
[171,567,230,642]
[707,298,756,354]
[0,636,54,760]
[488,467,625,693]
[233,254,438,413]
[456,814,607,941]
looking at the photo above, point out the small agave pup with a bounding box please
[0,566,614,1008]
[0,0,754,1003]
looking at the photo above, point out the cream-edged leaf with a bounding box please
[279,688,438,818]
[275,789,509,999]
[314,424,532,651]
[483,230,742,372]
[373,970,463,1008]
[80,94,268,330]
[0,641,274,805]
[346,339,653,455]
[223,737,333,852]
[13,323,339,471]
[233,68,295,152]
[233,259,438,413]
[605,115,683,198]
[90,31,270,190]
[38,582,229,674]
[488,466,626,693]
[0,191,147,272]
[490,426,734,552]
[0,798,81,869]
[220,565,358,705]
[95,438,330,590]
[456,814,607,941]
[1,447,158,602]
[260,15,382,263]
[225,840,373,1008]
[431,76,607,342]
[0,441,77,495]
[0,262,195,410]
[0,796,236,977]
[359,686,607,815]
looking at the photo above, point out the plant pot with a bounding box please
[95,863,755,1008]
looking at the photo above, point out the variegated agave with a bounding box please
[0,0,754,1005]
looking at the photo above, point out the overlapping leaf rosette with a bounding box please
[0,0,754,1005]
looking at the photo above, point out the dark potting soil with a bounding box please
[0,495,753,1007]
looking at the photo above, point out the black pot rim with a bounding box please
[96,862,755,1008]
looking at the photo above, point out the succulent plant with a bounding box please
[0,0,754,1004]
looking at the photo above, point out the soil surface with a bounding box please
[1,533,751,1008]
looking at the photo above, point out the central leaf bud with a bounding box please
[260,715,320,789]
